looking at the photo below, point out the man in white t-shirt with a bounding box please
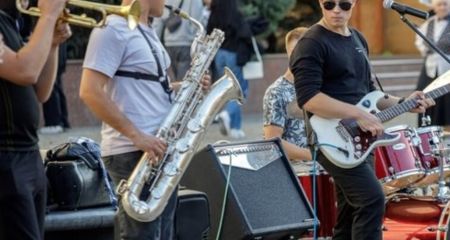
[79,0,209,239]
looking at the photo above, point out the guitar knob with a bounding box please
[356,144,362,150]
[354,136,361,142]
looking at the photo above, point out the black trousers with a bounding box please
[0,150,47,240]
[43,73,70,128]
[317,152,385,240]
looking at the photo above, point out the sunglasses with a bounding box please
[323,1,353,11]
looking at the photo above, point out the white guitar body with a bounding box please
[310,91,401,168]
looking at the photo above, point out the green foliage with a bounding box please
[239,0,296,37]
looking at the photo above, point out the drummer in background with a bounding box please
[263,27,312,161]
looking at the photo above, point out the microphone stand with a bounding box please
[398,14,450,64]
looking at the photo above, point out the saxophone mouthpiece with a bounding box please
[164,4,190,19]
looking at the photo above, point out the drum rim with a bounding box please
[385,124,410,133]
[415,125,443,134]
[380,169,426,188]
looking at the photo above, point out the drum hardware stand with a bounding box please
[421,114,432,127]
[431,133,450,201]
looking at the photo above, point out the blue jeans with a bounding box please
[214,49,249,129]
[103,151,177,240]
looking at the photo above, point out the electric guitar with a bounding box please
[310,74,450,169]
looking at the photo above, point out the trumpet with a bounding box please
[16,0,141,29]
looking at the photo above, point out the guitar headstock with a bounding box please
[424,70,450,93]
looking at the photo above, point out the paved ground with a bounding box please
[38,112,418,151]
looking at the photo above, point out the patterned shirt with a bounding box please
[263,77,307,147]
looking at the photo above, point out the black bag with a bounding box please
[164,0,184,33]
[45,138,116,210]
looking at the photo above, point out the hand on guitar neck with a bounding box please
[403,91,435,113]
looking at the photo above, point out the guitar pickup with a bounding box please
[336,125,350,142]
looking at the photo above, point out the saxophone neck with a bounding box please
[164,5,205,56]
[164,4,205,37]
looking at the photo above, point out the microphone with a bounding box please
[383,0,429,19]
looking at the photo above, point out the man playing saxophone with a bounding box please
[79,0,210,238]
[0,0,71,239]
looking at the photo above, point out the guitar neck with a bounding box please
[375,84,450,122]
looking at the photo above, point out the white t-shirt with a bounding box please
[83,15,173,156]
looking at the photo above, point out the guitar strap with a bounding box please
[350,29,385,93]
[303,108,318,151]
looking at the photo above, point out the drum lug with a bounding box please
[388,167,395,175]
[426,225,447,232]
[415,161,423,168]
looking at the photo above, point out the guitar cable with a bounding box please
[310,142,343,240]
[215,152,235,240]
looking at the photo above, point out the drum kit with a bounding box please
[293,123,450,240]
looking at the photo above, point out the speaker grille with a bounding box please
[182,139,315,239]
[224,158,313,231]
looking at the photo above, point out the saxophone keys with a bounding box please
[187,118,203,133]
[175,138,190,153]
[163,161,179,177]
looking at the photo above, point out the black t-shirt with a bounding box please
[0,10,40,151]
[290,24,375,108]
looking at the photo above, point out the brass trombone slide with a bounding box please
[16,0,141,29]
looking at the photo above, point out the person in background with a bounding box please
[263,27,312,161]
[415,0,450,131]
[0,0,71,238]
[153,0,204,81]
[208,0,252,139]
[40,42,70,134]
[200,0,211,27]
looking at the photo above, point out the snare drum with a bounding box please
[383,194,450,240]
[375,125,425,194]
[413,126,450,187]
[294,161,337,238]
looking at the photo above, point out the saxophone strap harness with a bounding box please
[115,25,173,103]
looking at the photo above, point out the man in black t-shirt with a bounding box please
[290,0,434,239]
[0,0,71,239]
